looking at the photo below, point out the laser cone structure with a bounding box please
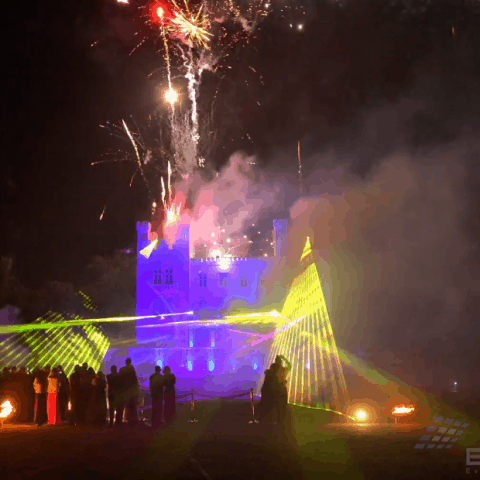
[264,237,349,407]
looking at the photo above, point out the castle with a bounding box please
[104,219,289,391]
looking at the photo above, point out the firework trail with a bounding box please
[298,140,303,193]
[161,26,174,101]
[185,51,200,168]
[99,0,274,243]
[122,119,152,200]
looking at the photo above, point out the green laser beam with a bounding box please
[289,402,357,421]
[0,312,195,334]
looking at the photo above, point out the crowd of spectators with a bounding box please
[1,355,295,427]
[0,359,177,428]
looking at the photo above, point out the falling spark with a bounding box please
[160,25,174,99]
[298,140,303,193]
[161,177,166,206]
[129,171,137,187]
[100,206,106,221]
[122,119,150,198]
[183,49,204,168]
[168,161,172,199]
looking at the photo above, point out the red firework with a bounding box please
[148,0,175,26]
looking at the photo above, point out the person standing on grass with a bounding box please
[259,364,276,423]
[163,366,176,423]
[106,365,119,427]
[89,371,107,427]
[57,365,69,422]
[47,368,61,425]
[34,368,48,426]
[119,358,139,426]
[69,365,82,425]
[149,366,164,429]
[272,355,291,425]
[80,366,93,425]
[16,367,31,423]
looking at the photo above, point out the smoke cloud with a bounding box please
[163,151,299,251]
[263,128,478,389]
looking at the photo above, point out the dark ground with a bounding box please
[0,399,478,480]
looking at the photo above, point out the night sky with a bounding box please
[3,0,480,388]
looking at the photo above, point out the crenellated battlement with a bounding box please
[190,256,272,263]
[136,221,149,231]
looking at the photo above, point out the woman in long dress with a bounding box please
[47,368,61,425]
[259,364,276,423]
[89,372,107,426]
[163,366,176,423]
[273,355,291,425]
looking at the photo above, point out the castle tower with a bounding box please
[136,221,150,252]
[136,221,191,344]
[273,219,288,259]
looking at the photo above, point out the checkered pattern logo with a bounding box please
[414,416,472,451]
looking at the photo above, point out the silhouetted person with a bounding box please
[149,366,164,429]
[90,372,107,427]
[26,367,35,422]
[85,367,96,423]
[69,366,82,425]
[34,368,48,425]
[259,365,277,423]
[163,366,176,423]
[272,355,291,425]
[77,366,90,425]
[57,365,69,422]
[118,358,139,426]
[16,367,32,423]
[106,366,119,427]
[0,367,9,390]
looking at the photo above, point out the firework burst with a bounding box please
[97,0,274,237]
[169,3,212,49]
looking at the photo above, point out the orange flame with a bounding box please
[0,399,15,419]
[392,404,415,416]
[165,201,182,227]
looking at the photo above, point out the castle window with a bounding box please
[154,269,163,285]
[199,273,207,288]
[141,233,147,241]
[165,268,173,284]
[219,273,228,288]
[240,276,248,287]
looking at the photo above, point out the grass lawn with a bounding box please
[0,399,478,480]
